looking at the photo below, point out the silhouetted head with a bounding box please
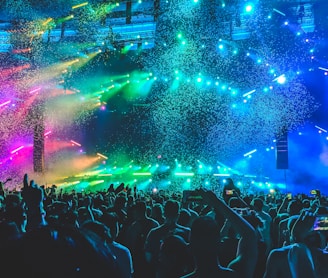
[251,198,264,212]
[81,220,112,244]
[190,216,220,255]
[287,200,303,216]
[164,199,180,220]
[158,235,192,277]
[100,212,120,240]
[178,208,191,227]
[133,201,147,217]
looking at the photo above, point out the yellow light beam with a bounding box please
[72,2,89,9]
[97,153,108,160]
[42,18,53,26]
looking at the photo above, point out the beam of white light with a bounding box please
[318,67,328,72]
[70,140,82,147]
[10,146,24,154]
[243,149,257,157]
[315,125,327,133]
[243,89,256,97]
[273,8,286,16]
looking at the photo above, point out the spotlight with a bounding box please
[245,4,253,13]
[277,75,286,84]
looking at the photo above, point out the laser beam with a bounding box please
[318,67,328,72]
[0,100,11,107]
[70,140,82,147]
[133,172,152,176]
[97,152,108,160]
[243,89,256,97]
[10,146,24,154]
[315,125,327,133]
[273,8,286,16]
[243,149,257,157]
[174,172,195,176]
[72,2,88,9]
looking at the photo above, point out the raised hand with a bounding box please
[194,188,220,208]
[21,173,44,210]
[21,173,47,231]
[291,210,316,243]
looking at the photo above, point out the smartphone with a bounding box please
[182,190,203,203]
[287,193,292,200]
[310,189,317,195]
[313,215,328,231]
[310,189,321,196]
[225,190,234,195]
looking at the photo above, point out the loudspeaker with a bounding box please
[276,132,289,169]
[126,0,132,24]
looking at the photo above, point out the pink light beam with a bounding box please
[0,100,11,107]
[10,146,24,154]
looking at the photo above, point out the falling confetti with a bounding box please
[0,0,322,186]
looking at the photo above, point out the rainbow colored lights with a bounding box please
[0,0,325,196]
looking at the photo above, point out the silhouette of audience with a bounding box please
[0,173,327,278]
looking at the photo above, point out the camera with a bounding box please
[182,190,203,203]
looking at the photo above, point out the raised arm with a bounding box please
[21,173,47,231]
[196,188,258,278]
[277,196,290,215]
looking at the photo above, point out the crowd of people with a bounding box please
[0,174,327,277]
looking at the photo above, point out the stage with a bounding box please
[0,0,327,195]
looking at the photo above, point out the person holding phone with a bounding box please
[264,210,328,278]
[222,178,241,205]
[181,188,258,278]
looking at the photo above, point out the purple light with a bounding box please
[0,100,11,107]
